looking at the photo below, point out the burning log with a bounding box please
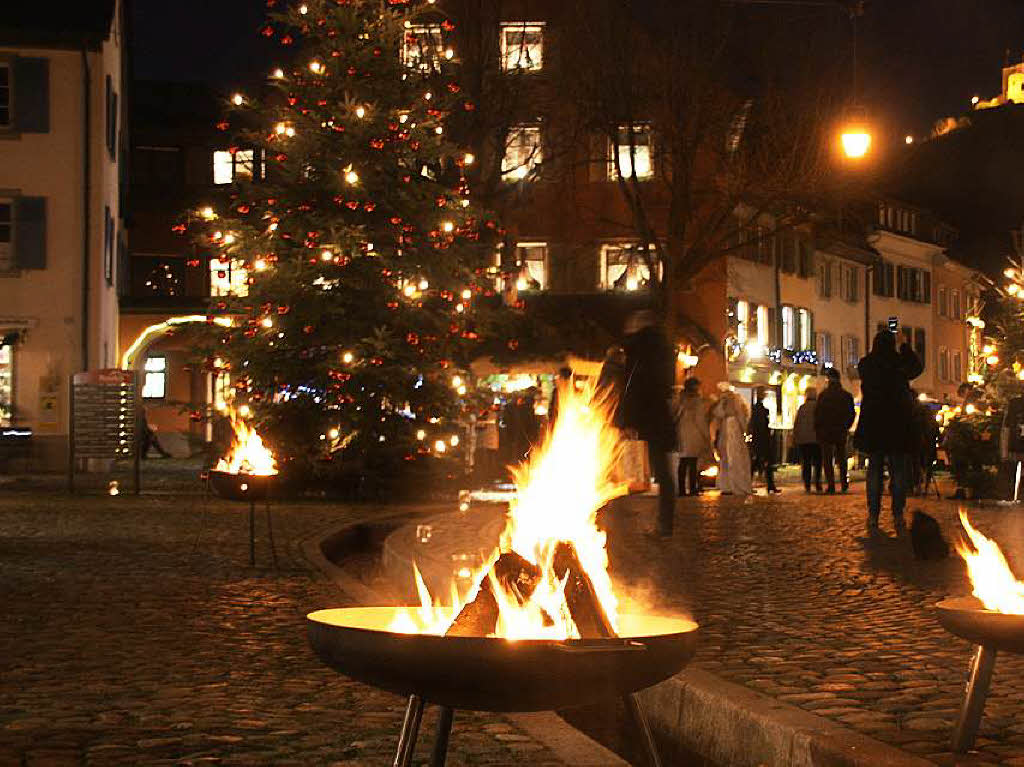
[553,541,614,639]
[446,551,542,637]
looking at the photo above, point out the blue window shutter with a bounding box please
[13,58,49,134]
[14,197,46,269]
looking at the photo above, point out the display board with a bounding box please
[69,369,140,492]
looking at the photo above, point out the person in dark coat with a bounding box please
[620,310,677,537]
[854,329,923,532]
[815,367,856,494]
[749,387,780,494]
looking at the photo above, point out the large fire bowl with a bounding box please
[937,596,1024,653]
[936,596,1024,754]
[307,607,698,712]
[208,470,276,501]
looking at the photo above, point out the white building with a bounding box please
[0,1,126,469]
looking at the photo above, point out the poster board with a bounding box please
[69,369,140,493]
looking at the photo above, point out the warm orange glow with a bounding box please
[215,410,278,476]
[957,511,1024,614]
[840,129,871,159]
[390,382,627,638]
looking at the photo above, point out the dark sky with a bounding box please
[131,0,1024,140]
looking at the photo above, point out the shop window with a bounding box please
[797,308,812,350]
[500,22,544,71]
[142,355,166,399]
[502,125,542,181]
[608,124,653,180]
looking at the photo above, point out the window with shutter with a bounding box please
[13,197,45,270]
[13,57,49,133]
[0,64,9,128]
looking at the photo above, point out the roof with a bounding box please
[0,1,116,50]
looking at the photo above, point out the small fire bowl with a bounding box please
[208,470,277,502]
[936,596,1024,653]
[307,607,698,712]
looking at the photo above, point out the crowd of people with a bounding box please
[488,311,957,538]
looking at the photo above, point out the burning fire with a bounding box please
[391,382,627,639]
[957,511,1024,614]
[215,412,278,476]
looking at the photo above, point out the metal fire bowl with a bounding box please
[936,596,1024,654]
[208,470,276,502]
[307,607,698,712]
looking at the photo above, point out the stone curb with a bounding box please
[298,515,629,767]
[639,669,935,767]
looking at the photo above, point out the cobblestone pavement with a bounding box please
[0,490,565,766]
[605,485,1024,766]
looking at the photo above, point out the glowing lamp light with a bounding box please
[840,129,871,159]
[253,259,267,271]
[971,95,980,105]
[745,342,764,360]
[904,135,913,144]
[966,403,977,415]
[345,170,360,184]
[260,317,273,328]
[355,106,366,119]
[450,435,459,447]
[271,68,284,79]
[442,221,454,233]
[434,439,447,453]
[403,284,417,297]
[231,93,244,106]
[416,429,426,441]
[463,153,475,165]
[983,344,994,355]
[444,48,454,60]
[418,279,429,291]
[299,3,308,14]
[461,289,472,300]
[199,206,216,221]
[1005,268,1017,279]
[108,481,120,496]
[309,60,324,74]
[451,375,463,388]
[987,355,1000,366]
[238,404,252,417]
[328,428,340,440]
[342,351,354,364]
[1008,284,1020,296]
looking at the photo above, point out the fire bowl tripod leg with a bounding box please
[430,706,455,767]
[624,693,662,767]
[393,694,425,767]
[952,644,998,754]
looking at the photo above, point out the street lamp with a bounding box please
[839,105,871,159]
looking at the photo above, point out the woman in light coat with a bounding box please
[674,378,712,496]
[792,387,822,493]
[712,384,752,495]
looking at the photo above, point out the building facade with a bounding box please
[0,2,126,469]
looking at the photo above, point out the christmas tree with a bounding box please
[190,0,502,496]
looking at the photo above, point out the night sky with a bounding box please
[131,0,1024,139]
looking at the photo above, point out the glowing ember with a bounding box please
[957,511,1024,614]
[215,411,278,476]
[390,382,627,638]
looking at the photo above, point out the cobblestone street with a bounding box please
[0,490,566,766]
[604,486,1024,766]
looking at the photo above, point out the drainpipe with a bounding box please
[864,265,872,357]
[80,47,91,372]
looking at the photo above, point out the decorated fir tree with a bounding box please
[190,0,502,494]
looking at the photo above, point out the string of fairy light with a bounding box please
[183,0,510,462]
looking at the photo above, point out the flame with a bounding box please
[956,511,1024,614]
[215,412,278,476]
[389,382,627,638]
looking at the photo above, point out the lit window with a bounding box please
[500,22,544,71]
[756,305,769,346]
[600,244,659,291]
[511,242,547,291]
[0,65,9,128]
[213,149,261,185]
[502,125,542,181]
[797,308,812,349]
[609,125,653,180]
[0,343,12,425]
[210,258,249,297]
[782,306,795,350]
[0,201,11,272]
[735,300,749,343]
[402,24,445,72]
[142,355,166,399]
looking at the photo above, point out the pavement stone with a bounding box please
[385,483,1024,765]
[0,490,567,766]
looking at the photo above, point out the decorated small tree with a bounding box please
[190,0,504,495]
